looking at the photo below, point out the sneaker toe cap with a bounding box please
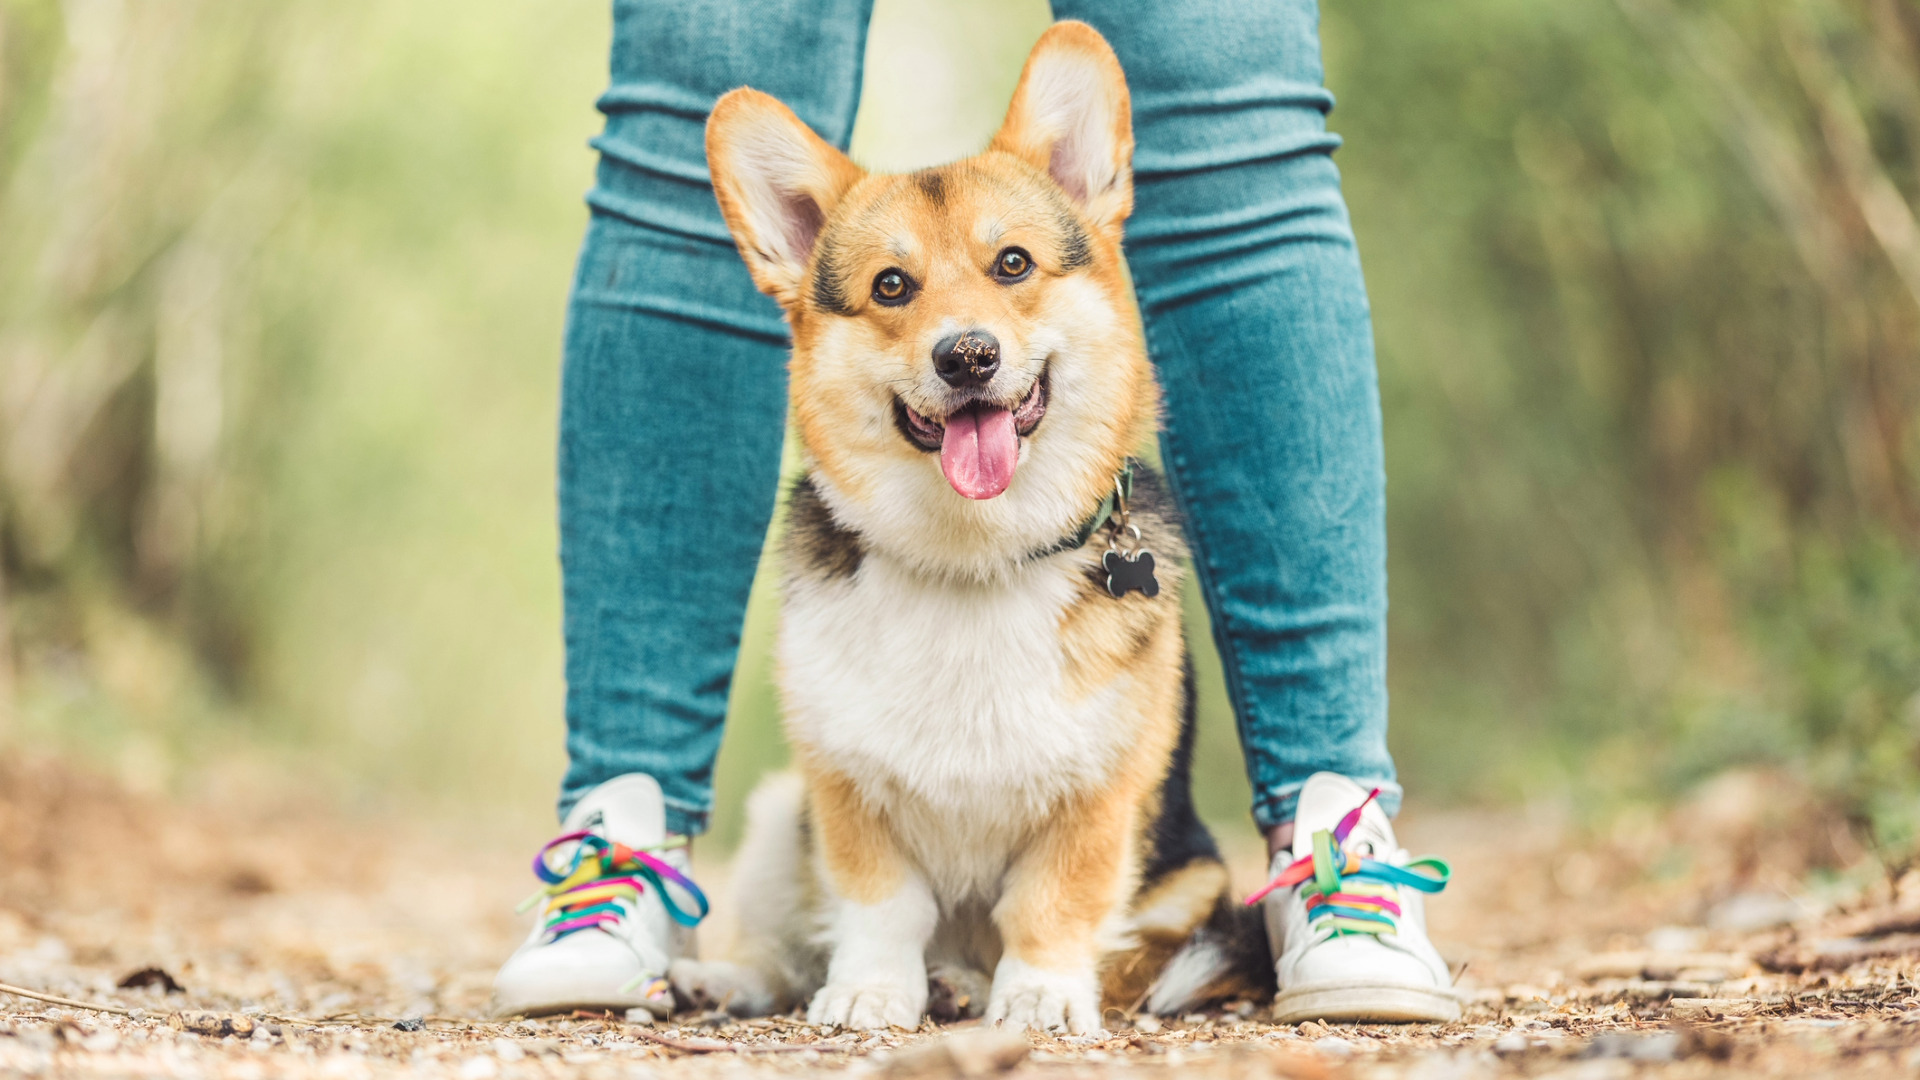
[1285,934,1447,991]
[492,932,669,1017]
[1275,935,1460,1023]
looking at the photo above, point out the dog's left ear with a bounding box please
[707,89,866,307]
[990,21,1134,233]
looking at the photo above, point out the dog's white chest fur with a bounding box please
[779,551,1128,890]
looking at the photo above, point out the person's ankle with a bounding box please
[1265,821,1295,860]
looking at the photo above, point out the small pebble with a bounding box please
[1493,1033,1530,1054]
[1580,1031,1681,1062]
[1645,926,1706,952]
[1059,1028,1112,1044]
[81,1031,120,1053]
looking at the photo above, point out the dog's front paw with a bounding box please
[807,980,925,1030]
[985,957,1099,1034]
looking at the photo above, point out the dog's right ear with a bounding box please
[707,89,865,307]
[990,22,1134,234]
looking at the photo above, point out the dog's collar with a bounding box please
[1028,460,1160,597]
[1062,460,1136,551]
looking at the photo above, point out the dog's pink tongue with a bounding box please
[940,405,1018,499]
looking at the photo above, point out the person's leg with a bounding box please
[1053,3,1461,1023]
[559,0,875,836]
[1049,0,1396,840]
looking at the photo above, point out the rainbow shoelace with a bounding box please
[518,829,710,943]
[1244,788,1451,937]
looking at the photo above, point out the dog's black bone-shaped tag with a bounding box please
[1103,549,1159,599]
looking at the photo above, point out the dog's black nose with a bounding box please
[933,329,1000,387]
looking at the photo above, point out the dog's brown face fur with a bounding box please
[708,23,1156,569]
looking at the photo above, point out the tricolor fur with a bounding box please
[674,22,1270,1032]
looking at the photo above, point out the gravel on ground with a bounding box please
[2,754,1915,1079]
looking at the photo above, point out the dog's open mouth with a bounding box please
[893,372,1048,500]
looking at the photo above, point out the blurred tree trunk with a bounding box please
[1,0,294,727]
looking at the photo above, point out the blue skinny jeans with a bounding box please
[558,0,1397,836]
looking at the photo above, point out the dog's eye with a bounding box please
[994,248,1032,282]
[872,269,913,305]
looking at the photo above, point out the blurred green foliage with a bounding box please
[0,0,602,808]
[1328,0,1920,850]
[0,0,1914,857]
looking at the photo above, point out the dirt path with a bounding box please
[1,754,1915,1078]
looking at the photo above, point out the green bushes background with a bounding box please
[0,0,1914,857]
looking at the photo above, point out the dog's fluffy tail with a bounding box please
[1143,897,1276,1015]
[670,772,824,1016]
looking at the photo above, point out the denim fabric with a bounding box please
[1052,0,1398,825]
[557,0,875,835]
[559,0,1396,834]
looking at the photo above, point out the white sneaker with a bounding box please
[491,774,705,1018]
[1259,772,1460,1023]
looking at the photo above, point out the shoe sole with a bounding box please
[1273,981,1462,1024]
[490,993,672,1020]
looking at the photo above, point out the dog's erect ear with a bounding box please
[990,21,1134,232]
[707,89,865,306]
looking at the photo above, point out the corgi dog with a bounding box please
[675,22,1270,1032]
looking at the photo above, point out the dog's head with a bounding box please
[707,22,1153,574]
